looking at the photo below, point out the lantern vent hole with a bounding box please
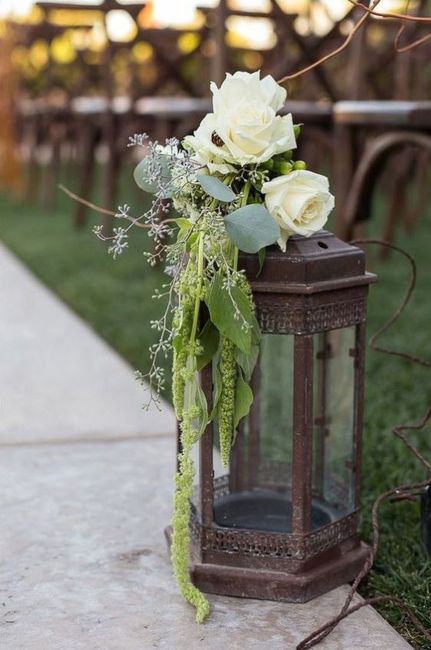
[317,241,329,249]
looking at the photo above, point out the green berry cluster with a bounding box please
[172,262,199,420]
[171,415,210,623]
[218,337,237,467]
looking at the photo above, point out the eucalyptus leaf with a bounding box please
[206,275,252,354]
[224,204,280,253]
[196,320,220,371]
[133,153,172,198]
[233,371,254,429]
[197,175,236,202]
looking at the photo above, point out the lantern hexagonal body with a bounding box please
[171,231,376,603]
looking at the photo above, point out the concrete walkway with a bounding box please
[0,242,412,649]
[0,243,175,444]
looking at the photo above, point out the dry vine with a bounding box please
[277,0,431,86]
[296,240,431,650]
[393,0,431,53]
[59,184,176,230]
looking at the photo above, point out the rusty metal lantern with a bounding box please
[181,231,376,603]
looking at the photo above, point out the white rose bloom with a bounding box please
[262,170,335,251]
[183,135,236,175]
[187,71,296,167]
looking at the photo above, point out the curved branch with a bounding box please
[340,131,431,240]
[347,0,431,23]
[59,184,177,229]
[277,0,383,85]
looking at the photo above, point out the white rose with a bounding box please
[187,71,296,167]
[262,170,335,251]
[183,135,236,175]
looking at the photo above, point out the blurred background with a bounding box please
[2,0,431,205]
[1,2,431,643]
[1,0,431,212]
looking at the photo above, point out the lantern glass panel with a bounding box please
[312,326,356,520]
[259,334,294,462]
[213,334,294,533]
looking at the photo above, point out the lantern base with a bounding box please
[165,526,369,604]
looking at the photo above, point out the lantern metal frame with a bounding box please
[167,231,376,603]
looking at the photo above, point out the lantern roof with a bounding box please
[240,230,376,295]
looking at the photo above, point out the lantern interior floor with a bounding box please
[1,437,413,650]
[213,488,333,532]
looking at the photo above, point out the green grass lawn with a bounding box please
[1,178,430,647]
[0,174,171,386]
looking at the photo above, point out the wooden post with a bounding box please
[210,0,228,86]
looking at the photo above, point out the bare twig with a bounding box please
[277,0,382,85]
[348,0,431,24]
[353,240,431,369]
[392,0,431,53]
[395,30,431,52]
[296,239,431,649]
[277,0,431,85]
[59,184,117,217]
[59,184,176,229]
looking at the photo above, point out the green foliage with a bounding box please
[257,247,266,277]
[196,320,220,371]
[234,343,259,382]
[233,370,253,429]
[171,411,210,623]
[224,204,280,253]
[196,174,236,202]
[217,337,237,467]
[206,274,252,353]
[184,370,209,443]
[175,217,193,234]
[169,234,210,621]
[211,348,223,420]
[172,279,195,420]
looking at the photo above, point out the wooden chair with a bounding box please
[333,101,431,248]
[328,0,431,251]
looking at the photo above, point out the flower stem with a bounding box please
[190,232,204,346]
[233,246,239,270]
[241,180,251,206]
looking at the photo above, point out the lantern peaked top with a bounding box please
[240,230,375,294]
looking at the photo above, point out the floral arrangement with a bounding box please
[96,71,334,622]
